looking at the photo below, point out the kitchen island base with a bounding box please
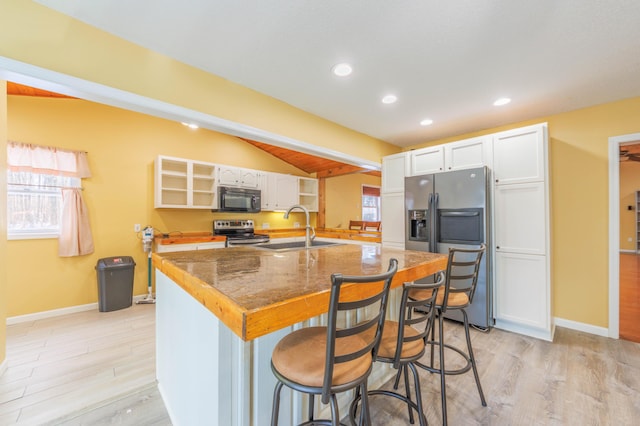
[156,270,398,425]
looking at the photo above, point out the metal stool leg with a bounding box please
[408,362,428,426]
[438,309,448,426]
[462,310,487,406]
[271,381,283,426]
[403,364,415,424]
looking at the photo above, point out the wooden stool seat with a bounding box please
[271,326,371,388]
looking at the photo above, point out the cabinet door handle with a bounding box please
[496,246,500,250]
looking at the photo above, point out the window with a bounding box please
[362,185,381,221]
[7,171,80,239]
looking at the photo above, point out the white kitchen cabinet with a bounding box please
[409,146,444,176]
[155,241,226,253]
[494,182,547,255]
[493,124,545,185]
[494,252,550,339]
[382,153,408,247]
[491,122,552,341]
[217,165,260,188]
[382,152,409,193]
[259,172,273,210]
[444,137,492,171]
[381,192,405,249]
[260,172,298,211]
[299,177,319,212]
[155,155,216,209]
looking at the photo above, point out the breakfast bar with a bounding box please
[152,243,447,425]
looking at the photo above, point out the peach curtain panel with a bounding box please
[58,188,94,257]
[7,141,94,256]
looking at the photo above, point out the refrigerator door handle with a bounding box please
[430,192,439,253]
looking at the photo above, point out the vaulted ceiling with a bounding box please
[32,0,640,147]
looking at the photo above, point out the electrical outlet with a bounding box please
[262,223,270,229]
[628,237,633,242]
[134,224,141,232]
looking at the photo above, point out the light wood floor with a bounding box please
[2,303,640,425]
[620,253,640,343]
[0,304,167,425]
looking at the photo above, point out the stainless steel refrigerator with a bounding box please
[405,167,492,329]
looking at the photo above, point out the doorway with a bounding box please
[608,132,640,342]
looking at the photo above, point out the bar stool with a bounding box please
[408,245,487,425]
[270,258,398,426]
[349,274,444,425]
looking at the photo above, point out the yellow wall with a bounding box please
[5,96,324,317]
[325,174,381,229]
[619,161,640,251]
[405,96,640,328]
[1,80,7,365]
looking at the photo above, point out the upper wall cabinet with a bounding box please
[444,137,492,171]
[217,165,260,188]
[155,155,216,209]
[382,153,409,193]
[409,146,444,176]
[260,172,300,211]
[493,125,545,185]
[407,137,491,177]
[299,177,319,212]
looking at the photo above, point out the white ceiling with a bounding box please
[35,0,640,148]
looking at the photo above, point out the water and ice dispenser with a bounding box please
[408,210,429,241]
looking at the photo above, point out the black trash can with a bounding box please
[95,256,136,312]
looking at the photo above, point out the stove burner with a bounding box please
[213,219,270,246]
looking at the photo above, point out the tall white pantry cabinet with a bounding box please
[380,123,553,341]
[492,124,553,341]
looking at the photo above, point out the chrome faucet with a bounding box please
[283,204,315,249]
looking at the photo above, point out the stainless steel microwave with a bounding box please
[216,186,261,213]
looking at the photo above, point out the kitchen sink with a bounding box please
[254,240,343,251]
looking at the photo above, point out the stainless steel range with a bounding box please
[213,219,270,246]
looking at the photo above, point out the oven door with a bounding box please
[218,187,261,213]
[226,235,270,246]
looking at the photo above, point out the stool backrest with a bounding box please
[349,220,364,230]
[322,258,398,403]
[441,244,485,312]
[393,273,444,367]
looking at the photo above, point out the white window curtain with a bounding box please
[7,141,94,256]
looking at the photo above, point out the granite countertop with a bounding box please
[152,244,446,340]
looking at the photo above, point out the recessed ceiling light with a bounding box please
[332,63,353,77]
[381,94,397,104]
[420,119,434,126]
[493,97,511,106]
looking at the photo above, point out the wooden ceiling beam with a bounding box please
[316,164,372,178]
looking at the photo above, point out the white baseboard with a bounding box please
[554,317,609,338]
[619,249,636,254]
[6,294,151,325]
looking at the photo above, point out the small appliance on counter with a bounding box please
[213,219,270,246]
